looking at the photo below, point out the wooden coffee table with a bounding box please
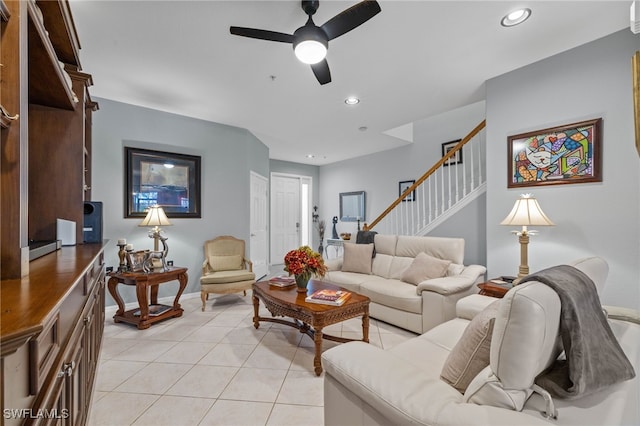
[252,279,370,376]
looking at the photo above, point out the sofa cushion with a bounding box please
[374,234,398,256]
[323,271,366,293]
[342,243,374,274]
[440,301,499,393]
[401,252,452,285]
[371,253,394,279]
[358,278,422,314]
[389,256,414,280]
[395,235,465,265]
[209,254,243,271]
[200,269,255,284]
[446,263,466,276]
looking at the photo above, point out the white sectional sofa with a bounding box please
[322,257,640,426]
[324,234,486,334]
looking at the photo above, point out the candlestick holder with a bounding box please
[117,243,127,272]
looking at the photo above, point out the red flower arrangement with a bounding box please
[284,246,327,279]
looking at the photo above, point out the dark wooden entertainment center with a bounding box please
[1,1,103,424]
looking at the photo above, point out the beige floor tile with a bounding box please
[131,395,214,426]
[288,346,317,373]
[219,367,287,403]
[88,391,159,426]
[198,343,256,367]
[267,403,324,426]
[221,326,267,345]
[276,370,324,406]
[183,325,234,343]
[141,323,199,341]
[99,338,140,359]
[260,328,303,347]
[112,340,179,362]
[166,364,238,398]
[95,359,149,391]
[155,341,216,364]
[244,345,296,370]
[208,312,250,327]
[199,399,273,426]
[115,362,192,395]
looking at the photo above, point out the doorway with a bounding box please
[270,173,312,265]
[250,172,269,280]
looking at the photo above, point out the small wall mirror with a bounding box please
[340,191,366,222]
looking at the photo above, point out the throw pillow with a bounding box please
[440,301,500,393]
[341,243,374,274]
[401,252,451,285]
[209,254,243,272]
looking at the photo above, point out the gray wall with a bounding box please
[92,98,269,305]
[486,30,639,309]
[319,101,487,266]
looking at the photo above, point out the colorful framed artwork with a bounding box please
[441,139,462,166]
[399,180,416,202]
[125,147,201,218]
[507,118,602,188]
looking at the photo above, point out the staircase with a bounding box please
[365,120,486,236]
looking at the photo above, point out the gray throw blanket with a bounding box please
[356,231,377,257]
[520,265,635,399]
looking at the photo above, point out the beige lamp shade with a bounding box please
[139,205,172,228]
[500,194,554,227]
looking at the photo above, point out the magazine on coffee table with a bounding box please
[305,289,351,306]
[132,304,171,317]
[268,275,296,288]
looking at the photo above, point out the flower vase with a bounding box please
[295,273,311,293]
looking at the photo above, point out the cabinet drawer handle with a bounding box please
[84,314,93,325]
[64,361,75,377]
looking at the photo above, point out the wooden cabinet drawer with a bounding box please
[29,313,60,395]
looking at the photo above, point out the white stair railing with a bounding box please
[366,121,486,236]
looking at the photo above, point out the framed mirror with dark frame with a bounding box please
[125,147,201,218]
[340,191,366,222]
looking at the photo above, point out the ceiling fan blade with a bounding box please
[230,26,294,43]
[320,0,381,41]
[311,59,331,85]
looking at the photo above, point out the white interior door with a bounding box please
[271,174,301,264]
[250,172,268,280]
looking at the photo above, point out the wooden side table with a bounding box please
[477,280,513,298]
[107,267,188,329]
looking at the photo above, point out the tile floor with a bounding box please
[89,289,417,426]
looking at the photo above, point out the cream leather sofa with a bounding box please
[324,234,486,334]
[322,257,639,426]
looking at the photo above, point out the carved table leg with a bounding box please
[136,281,150,329]
[362,306,370,343]
[173,272,188,315]
[313,327,324,376]
[107,277,125,320]
[252,293,260,329]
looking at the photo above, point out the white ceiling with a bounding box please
[68,1,631,165]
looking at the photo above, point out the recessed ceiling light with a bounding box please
[345,97,360,105]
[501,8,531,27]
[359,126,368,132]
[306,154,316,159]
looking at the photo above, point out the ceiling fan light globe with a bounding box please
[294,40,327,64]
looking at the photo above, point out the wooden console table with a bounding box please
[107,267,188,329]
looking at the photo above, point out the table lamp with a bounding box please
[500,194,554,281]
[139,205,172,251]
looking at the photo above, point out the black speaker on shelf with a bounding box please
[83,201,103,243]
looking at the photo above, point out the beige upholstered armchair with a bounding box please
[200,236,256,311]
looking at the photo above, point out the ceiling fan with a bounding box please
[230,0,381,85]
